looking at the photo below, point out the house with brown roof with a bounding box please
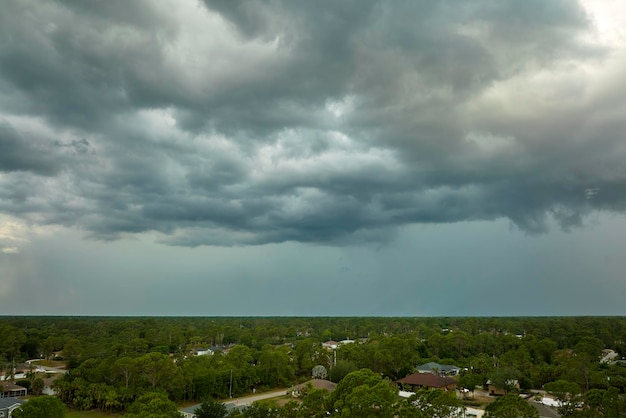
[396,372,457,391]
[0,383,27,398]
[291,379,337,397]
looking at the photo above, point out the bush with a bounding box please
[16,379,31,390]
[328,360,357,383]
[13,396,65,418]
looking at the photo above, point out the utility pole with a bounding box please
[229,369,233,398]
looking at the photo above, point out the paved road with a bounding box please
[224,389,288,408]
[25,359,67,374]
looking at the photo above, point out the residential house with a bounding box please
[0,383,27,399]
[530,401,561,418]
[191,348,213,356]
[322,341,338,350]
[416,361,461,376]
[290,379,337,397]
[180,403,201,418]
[464,406,486,418]
[601,349,619,364]
[0,398,26,418]
[396,373,457,391]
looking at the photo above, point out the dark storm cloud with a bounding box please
[0,122,59,175]
[1,0,625,245]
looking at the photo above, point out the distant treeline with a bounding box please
[3,316,626,354]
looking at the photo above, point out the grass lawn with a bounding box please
[31,359,67,369]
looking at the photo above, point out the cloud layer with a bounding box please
[1,0,626,247]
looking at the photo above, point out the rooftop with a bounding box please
[396,373,456,388]
[0,397,26,409]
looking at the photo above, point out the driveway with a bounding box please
[224,389,288,408]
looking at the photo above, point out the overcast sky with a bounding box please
[1,0,626,316]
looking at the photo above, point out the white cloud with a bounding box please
[0,214,59,254]
[153,0,288,100]
[0,217,27,254]
[580,0,626,47]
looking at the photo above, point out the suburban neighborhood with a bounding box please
[1,316,626,417]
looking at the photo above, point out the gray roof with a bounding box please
[416,362,460,372]
[180,402,243,415]
[180,403,201,414]
[0,397,26,409]
[530,401,561,418]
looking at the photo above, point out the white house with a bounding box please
[322,341,338,350]
[0,398,26,418]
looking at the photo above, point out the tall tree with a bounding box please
[329,369,398,418]
[194,398,228,418]
[114,356,138,389]
[294,388,330,418]
[411,388,464,418]
[459,372,483,398]
[484,394,538,418]
[31,377,45,396]
[138,352,176,390]
[329,360,357,383]
[122,391,183,418]
[0,325,26,361]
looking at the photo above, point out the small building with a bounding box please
[191,348,213,356]
[322,341,338,350]
[464,406,486,418]
[291,379,337,397]
[486,379,519,396]
[0,383,27,399]
[0,398,26,418]
[396,373,457,391]
[601,349,619,364]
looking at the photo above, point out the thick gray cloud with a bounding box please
[0,0,625,247]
